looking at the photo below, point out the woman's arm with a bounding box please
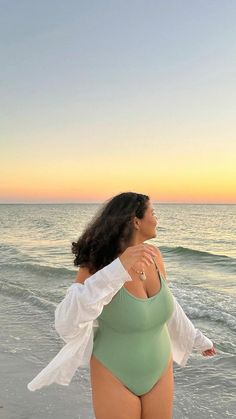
[54,257,132,343]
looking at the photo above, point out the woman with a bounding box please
[71,192,216,419]
[27,192,216,419]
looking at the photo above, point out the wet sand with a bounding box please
[0,351,95,419]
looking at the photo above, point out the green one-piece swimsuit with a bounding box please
[92,258,175,396]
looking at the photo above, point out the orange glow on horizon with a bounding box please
[1,153,235,204]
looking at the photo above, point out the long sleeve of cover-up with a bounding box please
[27,257,133,391]
[166,294,213,367]
[54,257,133,343]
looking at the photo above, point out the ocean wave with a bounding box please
[161,246,236,269]
[171,284,236,333]
[186,305,236,333]
[1,262,76,278]
[0,280,57,313]
[0,242,26,255]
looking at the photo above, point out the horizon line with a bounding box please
[0,201,235,205]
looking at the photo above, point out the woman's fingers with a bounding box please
[142,245,156,265]
[138,246,156,270]
[119,243,157,272]
[202,347,217,356]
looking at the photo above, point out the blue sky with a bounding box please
[1,1,236,203]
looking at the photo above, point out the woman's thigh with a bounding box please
[140,355,174,419]
[90,355,142,419]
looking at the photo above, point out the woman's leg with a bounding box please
[90,355,142,419]
[140,356,174,419]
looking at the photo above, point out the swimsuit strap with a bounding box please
[151,254,163,282]
[151,254,160,273]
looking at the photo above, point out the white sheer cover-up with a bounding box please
[27,257,213,392]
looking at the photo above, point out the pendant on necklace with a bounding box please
[139,271,146,281]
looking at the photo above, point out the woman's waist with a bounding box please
[92,324,172,372]
[93,322,171,344]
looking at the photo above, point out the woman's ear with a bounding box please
[133,217,140,230]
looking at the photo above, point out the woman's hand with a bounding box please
[201,346,217,357]
[119,243,156,272]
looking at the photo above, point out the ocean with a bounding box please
[0,203,235,418]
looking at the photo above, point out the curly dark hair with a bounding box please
[71,191,150,274]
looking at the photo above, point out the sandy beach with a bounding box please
[0,351,95,419]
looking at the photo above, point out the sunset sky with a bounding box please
[1,1,235,204]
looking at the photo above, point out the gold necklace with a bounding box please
[131,255,156,281]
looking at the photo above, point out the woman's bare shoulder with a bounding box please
[148,244,168,281]
[146,243,162,259]
[75,266,92,284]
